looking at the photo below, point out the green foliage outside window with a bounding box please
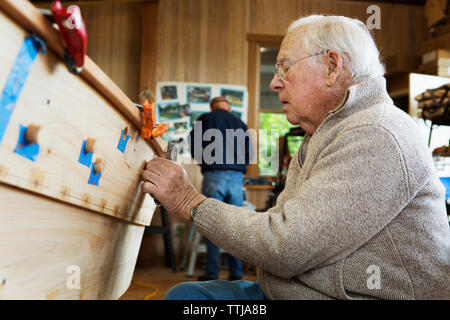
[259,112,299,176]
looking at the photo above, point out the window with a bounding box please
[259,48,281,113]
[259,112,297,176]
[258,47,302,176]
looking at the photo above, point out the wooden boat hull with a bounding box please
[0,1,161,299]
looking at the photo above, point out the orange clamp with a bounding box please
[141,99,155,140]
[152,122,169,138]
[140,99,169,140]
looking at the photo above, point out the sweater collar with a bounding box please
[301,76,392,144]
[327,76,392,118]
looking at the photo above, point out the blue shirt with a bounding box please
[189,109,253,173]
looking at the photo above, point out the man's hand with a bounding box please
[140,158,206,221]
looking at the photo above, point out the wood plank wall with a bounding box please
[34,0,426,120]
[249,0,426,61]
[152,0,250,86]
[79,1,142,101]
[139,2,159,101]
[151,0,426,94]
[34,0,426,116]
[31,1,142,101]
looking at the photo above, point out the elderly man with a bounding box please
[141,15,450,300]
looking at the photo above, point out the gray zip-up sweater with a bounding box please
[194,77,450,299]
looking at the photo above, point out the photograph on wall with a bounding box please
[156,82,248,154]
[187,86,211,104]
[179,103,192,117]
[160,85,178,100]
[173,120,189,135]
[190,110,208,127]
[167,120,190,155]
[221,88,244,107]
[157,102,183,121]
[163,126,176,141]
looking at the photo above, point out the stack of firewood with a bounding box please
[433,143,450,157]
[414,83,450,121]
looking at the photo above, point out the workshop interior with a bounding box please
[0,0,449,301]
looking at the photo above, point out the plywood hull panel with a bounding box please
[0,9,154,225]
[0,184,148,300]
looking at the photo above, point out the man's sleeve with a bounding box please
[193,125,412,278]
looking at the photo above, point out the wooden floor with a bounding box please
[120,267,258,300]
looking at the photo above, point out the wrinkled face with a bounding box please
[270,28,331,134]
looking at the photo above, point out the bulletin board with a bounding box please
[155,82,248,157]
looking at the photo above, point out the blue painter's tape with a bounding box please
[117,129,130,153]
[88,163,101,186]
[78,140,93,167]
[14,124,40,161]
[0,35,46,146]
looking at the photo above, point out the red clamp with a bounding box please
[50,0,87,74]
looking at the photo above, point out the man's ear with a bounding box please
[325,50,343,86]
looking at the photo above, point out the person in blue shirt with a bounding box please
[189,96,253,281]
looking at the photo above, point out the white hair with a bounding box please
[288,15,385,82]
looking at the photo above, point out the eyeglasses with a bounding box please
[274,51,326,79]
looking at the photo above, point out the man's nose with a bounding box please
[270,75,284,92]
